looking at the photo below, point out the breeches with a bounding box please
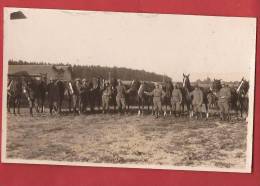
[153,97,162,111]
[171,101,181,112]
[218,101,230,113]
[193,104,202,112]
[71,95,80,108]
[116,97,126,109]
[102,96,110,110]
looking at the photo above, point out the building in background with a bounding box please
[8,64,72,82]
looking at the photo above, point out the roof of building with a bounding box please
[8,64,72,81]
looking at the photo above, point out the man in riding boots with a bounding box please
[102,81,112,113]
[171,83,182,117]
[218,83,232,121]
[80,78,88,113]
[145,82,165,118]
[47,77,59,115]
[73,78,82,114]
[116,79,127,113]
[190,84,203,119]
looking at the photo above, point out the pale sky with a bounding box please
[4,8,256,81]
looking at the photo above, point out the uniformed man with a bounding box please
[190,84,203,119]
[47,77,58,115]
[145,82,165,118]
[72,78,81,114]
[218,82,232,120]
[171,83,182,117]
[80,78,88,113]
[116,80,127,113]
[102,82,112,113]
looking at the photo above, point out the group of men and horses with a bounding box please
[7,73,249,120]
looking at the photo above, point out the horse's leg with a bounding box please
[164,102,167,117]
[30,99,34,116]
[151,98,154,115]
[181,102,185,116]
[57,97,61,114]
[79,96,82,114]
[205,103,209,119]
[137,97,141,116]
[141,98,145,116]
[17,97,20,114]
[68,96,72,113]
[13,97,16,115]
[7,95,10,113]
[188,102,193,118]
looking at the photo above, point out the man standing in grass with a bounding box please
[145,82,165,118]
[171,83,182,117]
[190,84,203,119]
[116,80,127,114]
[218,83,232,121]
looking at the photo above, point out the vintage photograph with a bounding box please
[2,8,256,172]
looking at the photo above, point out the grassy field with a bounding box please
[6,108,247,170]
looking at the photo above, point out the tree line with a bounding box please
[8,59,171,82]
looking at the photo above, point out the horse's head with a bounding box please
[163,80,173,96]
[182,73,189,87]
[130,80,141,91]
[237,77,249,95]
[212,78,222,92]
[182,73,192,90]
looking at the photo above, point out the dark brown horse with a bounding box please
[22,78,40,116]
[121,80,153,115]
[236,78,249,118]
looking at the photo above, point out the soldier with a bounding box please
[190,84,203,119]
[102,82,112,113]
[171,83,182,117]
[145,82,165,118]
[80,78,88,113]
[116,80,127,113]
[218,82,232,121]
[72,78,81,114]
[47,77,58,115]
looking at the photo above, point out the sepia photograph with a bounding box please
[2,7,256,172]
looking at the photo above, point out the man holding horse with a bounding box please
[116,79,127,113]
[218,83,232,121]
[145,82,165,118]
[190,84,203,119]
[102,81,112,113]
[171,83,182,117]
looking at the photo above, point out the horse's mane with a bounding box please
[129,80,140,91]
[237,79,249,95]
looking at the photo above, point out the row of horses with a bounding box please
[7,74,249,118]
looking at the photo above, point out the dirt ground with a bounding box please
[6,108,247,170]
